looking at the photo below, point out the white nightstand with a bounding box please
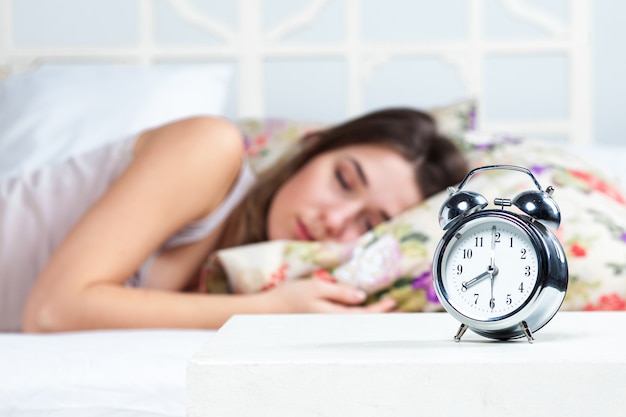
[187,312,626,417]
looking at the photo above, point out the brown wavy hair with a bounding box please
[216,107,469,250]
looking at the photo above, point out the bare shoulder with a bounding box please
[130,116,246,220]
[21,117,248,332]
[135,116,244,160]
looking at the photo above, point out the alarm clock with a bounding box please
[432,165,568,343]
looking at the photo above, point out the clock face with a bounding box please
[438,216,539,321]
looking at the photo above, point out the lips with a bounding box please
[295,218,315,241]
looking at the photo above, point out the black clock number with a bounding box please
[524,265,531,277]
[456,264,463,275]
[506,294,512,305]
[463,249,472,259]
[494,232,501,243]
[519,282,524,293]
[520,248,527,259]
[474,294,479,304]
[475,237,483,247]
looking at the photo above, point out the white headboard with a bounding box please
[0,0,594,144]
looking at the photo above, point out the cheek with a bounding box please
[266,178,303,240]
[266,168,330,240]
[266,187,287,240]
[275,166,325,208]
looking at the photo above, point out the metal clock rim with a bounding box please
[433,210,567,339]
[434,211,547,323]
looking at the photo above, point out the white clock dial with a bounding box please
[441,217,539,321]
[433,165,568,341]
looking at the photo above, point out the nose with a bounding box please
[322,201,362,242]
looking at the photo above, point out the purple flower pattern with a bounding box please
[411,270,439,303]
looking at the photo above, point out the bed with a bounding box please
[1,1,625,416]
[0,330,214,416]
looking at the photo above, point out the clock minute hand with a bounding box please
[490,226,497,309]
[491,225,496,270]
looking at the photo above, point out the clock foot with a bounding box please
[520,320,535,343]
[454,323,468,342]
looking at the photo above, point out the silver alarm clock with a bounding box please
[432,165,568,343]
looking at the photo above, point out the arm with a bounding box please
[23,116,395,333]
[23,116,251,332]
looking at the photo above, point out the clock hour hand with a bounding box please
[461,265,499,291]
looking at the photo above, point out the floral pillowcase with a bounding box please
[455,134,626,311]
[202,103,626,312]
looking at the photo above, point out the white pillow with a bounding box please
[0,63,232,178]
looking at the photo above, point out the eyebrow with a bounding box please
[347,156,391,222]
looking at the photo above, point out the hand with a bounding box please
[262,279,397,314]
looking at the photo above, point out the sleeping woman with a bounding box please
[0,108,468,332]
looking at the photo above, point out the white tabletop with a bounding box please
[188,312,626,417]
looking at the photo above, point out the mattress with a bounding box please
[0,329,214,417]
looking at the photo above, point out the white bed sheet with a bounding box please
[0,329,214,417]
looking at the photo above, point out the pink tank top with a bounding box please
[0,136,256,332]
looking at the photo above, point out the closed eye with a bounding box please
[346,157,391,221]
[335,168,351,191]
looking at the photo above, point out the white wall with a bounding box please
[1,0,624,145]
